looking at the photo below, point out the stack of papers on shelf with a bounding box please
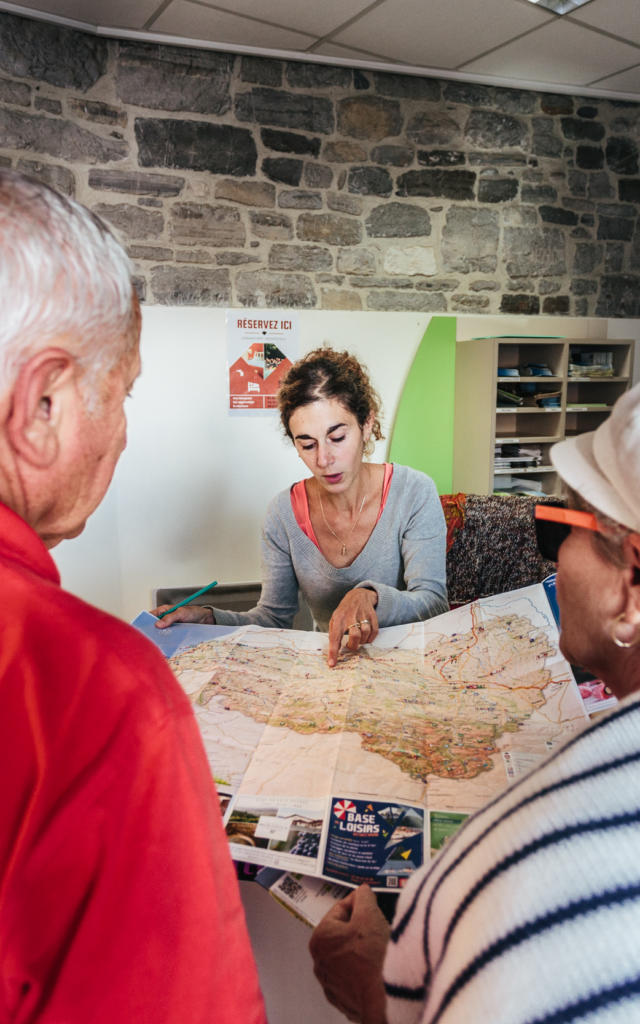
[569,365,614,378]
[494,477,545,496]
[565,402,608,411]
[569,350,614,377]
[494,443,543,471]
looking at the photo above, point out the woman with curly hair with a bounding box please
[156,347,448,666]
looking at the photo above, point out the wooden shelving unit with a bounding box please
[453,335,634,497]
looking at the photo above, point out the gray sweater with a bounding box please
[212,464,448,633]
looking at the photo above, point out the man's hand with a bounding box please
[327,588,379,667]
[309,885,390,1024]
[151,604,215,629]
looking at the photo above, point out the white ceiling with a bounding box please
[2,0,640,100]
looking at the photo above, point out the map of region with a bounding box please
[167,584,588,884]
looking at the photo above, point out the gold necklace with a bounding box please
[318,488,368,557]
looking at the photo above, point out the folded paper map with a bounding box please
[135,582,588,891]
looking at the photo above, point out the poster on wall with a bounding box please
[226,310,299,414]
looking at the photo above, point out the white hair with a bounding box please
[0,169,136,396]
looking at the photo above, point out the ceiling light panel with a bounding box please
[523,0,593,13]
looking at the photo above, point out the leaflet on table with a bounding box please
[257,807,470,928]
[257,811,471,933]
[542,574,617,715]
[243,805,474,910]
[226,799,478,893]
[255,868,351,928]
[224,792,428,892]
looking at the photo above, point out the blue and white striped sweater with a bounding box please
[384,693,640,1024]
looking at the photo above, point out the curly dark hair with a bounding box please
[278,347,384,453]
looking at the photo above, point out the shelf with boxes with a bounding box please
[564,341,633,437]
[453,334,634,498]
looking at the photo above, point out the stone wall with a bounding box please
[1,11,640,316]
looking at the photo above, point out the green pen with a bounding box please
[157,580,218,619]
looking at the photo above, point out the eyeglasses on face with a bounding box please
[534,504,601,562]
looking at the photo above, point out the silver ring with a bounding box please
[360,619,370,627]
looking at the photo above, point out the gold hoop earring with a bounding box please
[610,612,640,649]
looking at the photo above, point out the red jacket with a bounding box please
[0,502,266,1024]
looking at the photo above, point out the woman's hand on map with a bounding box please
[151,604,215,629]
[328,588,379,667]
[309,884,389,1024]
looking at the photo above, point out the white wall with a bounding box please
[53,309,640,622]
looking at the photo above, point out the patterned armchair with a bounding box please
[440,493,557,607]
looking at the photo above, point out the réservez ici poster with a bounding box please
[226,309,299,414]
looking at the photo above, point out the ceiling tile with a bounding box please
[330,0,553,69]
[568,0,640,47]
[462,17,640,85]
[592,63,640,91]
[3,0,160,28]
[197,0,374,38]
[151,0,315,50]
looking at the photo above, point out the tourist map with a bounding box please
[136,581,588,891]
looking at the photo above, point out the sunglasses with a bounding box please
[534,504,601,562]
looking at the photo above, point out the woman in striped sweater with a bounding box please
[310,381,640,1024]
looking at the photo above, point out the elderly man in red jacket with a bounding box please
[0,169,266,1024]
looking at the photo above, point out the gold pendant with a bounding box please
[341,544,347,556]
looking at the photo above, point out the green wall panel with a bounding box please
[388,316,456,494]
